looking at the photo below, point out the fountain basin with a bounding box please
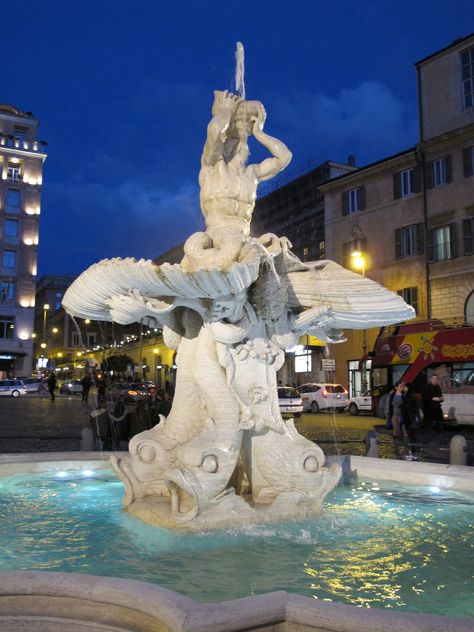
[0,452,473,631]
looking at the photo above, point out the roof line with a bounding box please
[319,146,417,187]
[415,32,474,66]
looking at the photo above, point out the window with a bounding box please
[395,223,424,258]
[294,349,312,373]
[4,219,18,239]
[55,291,63,311]
[0,281,15,302]
[427,224,455,262]
[7,161,22,183]
[463,146,474,177]
[393,166,422,199]
[87,333,97,346]
[5,189,21,213]
[463,218,474,255]
[2,250,16,269]
[14,127,27,144]
[0,316,14,339]
[71,332,80,347]
[461,47,474,109]
[342,185,366,215]
[465,291,474,324]
[426,156,452,188]
[303,247,309,257]
[398,287,418,314]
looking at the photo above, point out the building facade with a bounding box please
[0,105,47,377]
[320,33,474,394]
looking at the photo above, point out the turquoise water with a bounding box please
[0,470,473,617]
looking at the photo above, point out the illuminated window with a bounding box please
[428,224,455,262]
[7,161,22,183]
[55,291,63,310]
[0,316,14,339]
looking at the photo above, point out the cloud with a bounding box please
[38,172,202,274]
[274,81,418,165]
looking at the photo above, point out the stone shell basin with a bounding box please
[0,452,473,632]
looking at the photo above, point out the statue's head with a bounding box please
[229,100,260,140]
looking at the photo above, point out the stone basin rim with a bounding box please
[0,452,473,631]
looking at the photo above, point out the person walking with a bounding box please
[401,383,421,460]
[422,374,444,431]
[391,382,405,440]
[81,374,92,404]
[47,372,57,402]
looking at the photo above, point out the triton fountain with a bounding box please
[62,45,414,530]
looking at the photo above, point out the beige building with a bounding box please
[320,33,474,394]
[0,105,47,377]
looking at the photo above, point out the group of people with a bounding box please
[387,374,444,460]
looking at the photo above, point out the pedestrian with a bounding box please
[47,372,57,402]
[390,382,405,440]
[96,376,106,407]
[401,383,421,460]
[81,374,92,403]
[422,374,444,431]
[385,384,397,430]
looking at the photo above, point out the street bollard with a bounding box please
[365,430,380,458]
[450,434,467,466]
[80,426,94,451]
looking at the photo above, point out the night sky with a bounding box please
[2,1,473,276]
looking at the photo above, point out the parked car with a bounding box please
[278,386,303,418]
[106,383,151,405]
[348,390,375,415]
[297,383,349,413]
[0,379,27,397]
[21,377,46,394]
[59,379,83,395]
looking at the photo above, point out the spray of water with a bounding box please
[235,41,245,99]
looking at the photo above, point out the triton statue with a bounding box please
[63,52,414,530]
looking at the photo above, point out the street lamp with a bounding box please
[42,303,50,349]
[350,227,368,394]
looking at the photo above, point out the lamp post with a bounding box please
[350,227,368,394]
[42,303,50,350]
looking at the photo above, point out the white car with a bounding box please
[278,386,303,418]
[348,390,375,416]
[297,383,349,413]
[0,379,27,397]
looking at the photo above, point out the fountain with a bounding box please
[62,44,414,530]
[5,45,473,632]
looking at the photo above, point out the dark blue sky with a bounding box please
[2,1,473,275]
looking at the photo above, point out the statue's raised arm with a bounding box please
[247,102,292,182]
[201,91,243,168]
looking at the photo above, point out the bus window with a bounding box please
[392,364,410,385]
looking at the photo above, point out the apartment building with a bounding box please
[320,33,474,393]
[0,105,47,377]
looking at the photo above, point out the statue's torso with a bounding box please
[199,160,257,227]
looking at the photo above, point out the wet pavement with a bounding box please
[0,394,473,465]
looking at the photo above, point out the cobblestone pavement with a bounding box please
[0,395,472,464]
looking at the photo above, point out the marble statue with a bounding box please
[63,78,415,530]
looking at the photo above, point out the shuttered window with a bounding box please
[427,224,456,262]
[463,147,474,177]
[397,287,418,314]
[426,156,452,188]
[393,165,422,199]
[342,185,366,215]
[395,223,424,258]
[463,218,474,256]
[461,47,474,109]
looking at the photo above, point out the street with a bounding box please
[0,394,472,464]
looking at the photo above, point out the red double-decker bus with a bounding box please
[370,319,474,424]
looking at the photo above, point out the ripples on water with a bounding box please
[0,471,473,617]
